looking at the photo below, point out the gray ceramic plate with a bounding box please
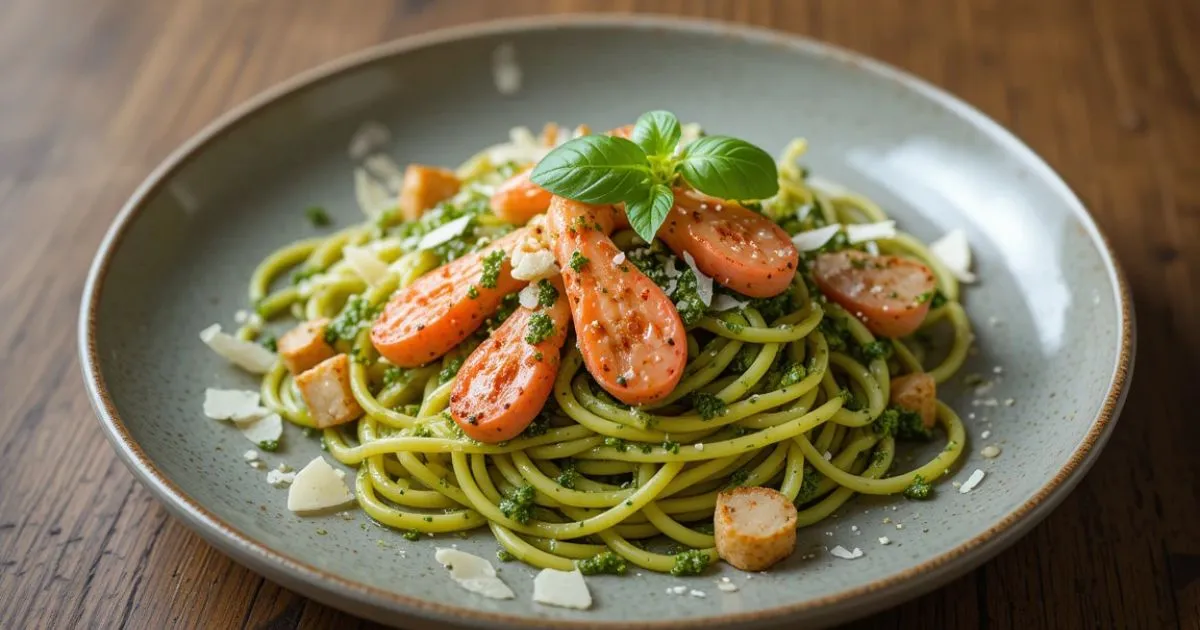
[79,15,1134,629]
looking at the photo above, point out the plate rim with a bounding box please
[77,13,1136,629]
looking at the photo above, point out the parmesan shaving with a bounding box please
[532,568,592,610]
[790,224,841,251]
[434,548,515,600]
[236,412,282,445]
[353,167,393,218]
[929,228,976,283]
[287,457,355,513]
[710,294,749,312]
[417,215,472,251]
[958,469,986,493]
[342,245,389,287]
[681,251,713,306]
[199,324,277,374]
[830,545,864,560]
[845,220,897,244]
[347,121,391,161]
[203,389,264,421]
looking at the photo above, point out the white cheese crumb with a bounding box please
[717,581,738,593]
[694,443,705,451]
[517,284,539,309]
[511,248,558,282]
[878,536,891,545]
[895,523,904,530]
[993,366,1004,374]
[491,43,521,96]
[959,469,986,493]
[243,450,260,462]
[435,548,515,600]
[532,568,591,609]
[689,589,706,598]
[237,412,282,445]
[250,461,266,470]
[981,430,992,439]
[234,310,250,324]
[850,525,859,532]
[823,451,833,461]
[790,224,841,251]
[342,245,390,287]
[981,445,1002,458]
[680,252,713,306]
[612,251,626,265]
[199,324,277,373]
[277,463,293,473]
[710,293,749,312]
[929,228,976,282]
[845,220,896,244]
[1004,398,1016,406]
[830,545,863,560]
[204,389,266,421]
[417,215,472,251]
[267,469,297,487]
[287,456,355,513]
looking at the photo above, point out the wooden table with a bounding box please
[1,1,1196,628]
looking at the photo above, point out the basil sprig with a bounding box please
[530,110,778,243]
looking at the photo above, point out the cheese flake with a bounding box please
[681,251,713,306]
[710,294,748,312]
[342,245,389,287]
[287,456,355,513]
[517,284,539,309]
[958,469,986,494]
[203,389,264,421]
[267,469,297,487]
[830,545,864,560]
[845,220,897,244]
[237,412,283,445]
[434,548,515,600]
[200,324,277,373]
[929,228,976,283]
[791,224,841,251]
[353,167,394,218]
[417,215,473,251]
[532,567,592,610]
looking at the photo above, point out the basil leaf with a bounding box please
[531,136,651,204]
[626,184,674,244]
[677,136,779,200]
[631,110,681,157]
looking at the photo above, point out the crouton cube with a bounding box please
[295,354,362,428]
[278,318,336,374]
[399,164,460,221]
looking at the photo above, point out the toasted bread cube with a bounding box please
[890,373,938,428]
[278,318,336,375]
[399,164,460,221]
[295,354,362,428]
[714,486,797,572]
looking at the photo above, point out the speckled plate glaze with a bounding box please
[80,15,1134,629]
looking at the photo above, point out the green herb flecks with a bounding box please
[305,206,332,227]
[524,312,555,344]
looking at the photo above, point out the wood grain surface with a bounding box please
[1,0,1197,628]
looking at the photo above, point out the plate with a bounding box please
[79,15,1134,629]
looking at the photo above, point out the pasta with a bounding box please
[236,125,971,576]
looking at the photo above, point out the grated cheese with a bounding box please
[830,545,864,560]
[199,325,277,374]
[267,469,297,487]
[532,567,591,609]
[845,220,897,244]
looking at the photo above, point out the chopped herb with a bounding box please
[603,437,629,452]
[873,408,899,438]
[836,388,864,412]
[438,358,463,384]
[819,315,854,351]
[915,291,934,305]
[726,468,751,488]
[305,206,331,227]
[858,340,893,362]
[479,250,505,289]
[301,427,318,439]
[499,484,536,524]
[640,443,654,454]
[669,549,712,576]
[324,295,377,344]
[524,312,555,344]
[794,465,820,504]
[467,285,480,299]
[382,366,405,387]
[729,346,759,373]
[661,439,680,454]
[496,549,516,562]
[930,290,948,309]
[555,459,579,489]
[402,529,421,541]
[692,522,715,535]
[536,279,559,307]
[257,440,279,452]
[577,551,628,576]
[720,318,745,334]
[893,406,934,441]
[779,362,807,387]
[533,351,544,361]
[693,393,728,420]
[521,411,552,438]
[260,335,278,352]
[409,424,434,438]
[616,375,627,386]
[568,250,589,272]
[903,475,933,500]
